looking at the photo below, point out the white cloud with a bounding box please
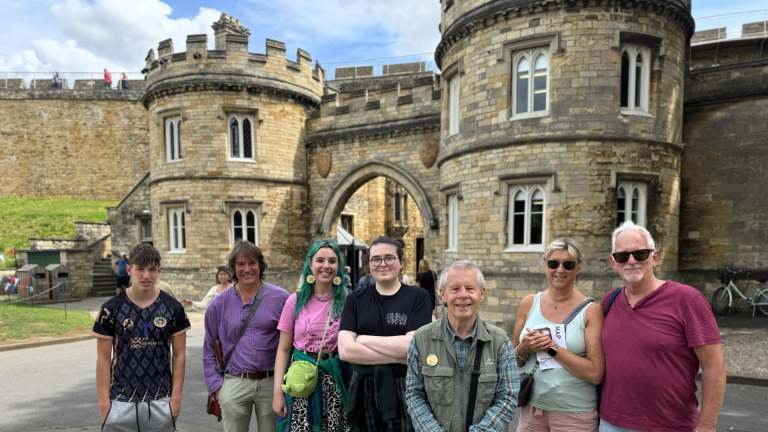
[0,0,221,74]
[243,0,440,57]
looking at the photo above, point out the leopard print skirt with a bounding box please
[290,372,350,432]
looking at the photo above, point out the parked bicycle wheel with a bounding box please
[711,287,730,315]
[755,290,768,317]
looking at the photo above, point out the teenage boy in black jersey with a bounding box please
[93,243,190,432]
[339,236,432,431]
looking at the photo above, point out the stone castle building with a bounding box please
[3,2,767,329]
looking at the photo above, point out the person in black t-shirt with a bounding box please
[339,236,432,431]
[415,258,437,312]
[93,243,190,432]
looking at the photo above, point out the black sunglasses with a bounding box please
[313,238,337,244]
[546,260,578,271]
[612,249,654,263]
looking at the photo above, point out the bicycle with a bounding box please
[711,268,768,317]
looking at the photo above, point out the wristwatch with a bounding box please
[547,346,558,357]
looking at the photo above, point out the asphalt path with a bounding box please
[1,311,766,432]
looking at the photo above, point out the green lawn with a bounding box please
[0,302,94,341]
[0,196,117,268]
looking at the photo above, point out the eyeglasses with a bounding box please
[370,255,398,267]
[313,238,337,244]
[612,249,654,264]
[546,260,578,271]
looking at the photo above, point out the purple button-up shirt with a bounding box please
[203,282,289,394]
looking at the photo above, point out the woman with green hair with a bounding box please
[273,240,350,432]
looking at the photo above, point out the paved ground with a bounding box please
[1,296,767,431]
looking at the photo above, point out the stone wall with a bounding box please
[107,173,151,258]
[29,238,86,250]
[0,90,149,200]
[60,250,94,297]
[680,59,768,275]
[76,222,111,243]
[335,177,386,245]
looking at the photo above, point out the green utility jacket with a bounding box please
[412,315,507,431]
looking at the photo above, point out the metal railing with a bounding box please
[0,71,144,90]
[693,10,768,44]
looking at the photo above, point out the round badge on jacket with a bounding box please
[426,354,438,366]
[154,317,168,328]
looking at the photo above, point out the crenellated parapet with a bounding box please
[306,72,441,145]
[142,13,325,108]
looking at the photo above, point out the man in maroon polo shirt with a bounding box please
[600,221,726,432]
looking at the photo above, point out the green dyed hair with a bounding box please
[293,241,346,319]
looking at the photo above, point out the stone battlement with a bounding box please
[143,14,325,107]
[307,72,441,144]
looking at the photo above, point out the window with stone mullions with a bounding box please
[620,45,650,113]
[617,182,647,227]
[449,74,460,136]
[447,194,458,252]
[232,209,257,245]
[228,114,255,160]
[508,185,545,249]
[168,209,186,252]
[394,193,401,221]
[513,49,549,117]
[165,117,182,162]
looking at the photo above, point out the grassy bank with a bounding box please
[0,196,117,268]
[0,302,94,341]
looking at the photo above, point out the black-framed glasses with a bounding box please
[612,249,654,263]
[313,238,337,244]
[546,260,578,271]
[370,255,398,267]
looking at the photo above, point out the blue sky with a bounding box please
[1,0,765,77]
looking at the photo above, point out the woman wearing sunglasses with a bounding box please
[512,238,605,432]
[273,239,351,432]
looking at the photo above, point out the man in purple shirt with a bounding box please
[204,241,289,432]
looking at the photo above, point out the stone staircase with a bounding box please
[92,257,117,296]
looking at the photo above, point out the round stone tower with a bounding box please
[142,13,325,295]
[434,1,694,322]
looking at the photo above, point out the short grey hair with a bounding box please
[438,260,486,291]
[611,220,655,252]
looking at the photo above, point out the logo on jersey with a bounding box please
[122,318,134,329]
[154,317,168,328]
[131,338,142,349]
[100,308,111,324]
[143,323,151,337]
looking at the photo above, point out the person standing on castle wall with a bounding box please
[273,240,351,432]
[52,72,61,89]
[181,266,231,312]
[113,252,130,294]
[204,241,289,432]
[600,221,725,432]
[339,236,432,432]
[103,68,112,89]
[94,243,190,432]
[121,72,130,90]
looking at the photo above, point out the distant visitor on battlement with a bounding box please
[103,68,112,89]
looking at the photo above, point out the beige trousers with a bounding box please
[219,374,277,432]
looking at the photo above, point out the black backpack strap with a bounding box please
[604,288,623,317]
[466,339,485,432]
[219,284,266,374]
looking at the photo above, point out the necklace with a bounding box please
[313,292,332,302]
[549,290,573,310]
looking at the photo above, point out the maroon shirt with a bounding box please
[600,281,721,432]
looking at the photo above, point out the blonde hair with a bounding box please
[418,259,430,273]
[542,238,583,263]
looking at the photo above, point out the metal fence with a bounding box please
[0,71,145,90]
[693,10,768,44]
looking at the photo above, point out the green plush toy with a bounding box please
[282,360,318,398]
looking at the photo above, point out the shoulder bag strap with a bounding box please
[604,288,622,317]
[220,284,266,374]
[315,305,334,362]
[561,297,594,326]
[465,338,485,432]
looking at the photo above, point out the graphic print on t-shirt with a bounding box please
[301,315,339,351]
[93,291,190,402]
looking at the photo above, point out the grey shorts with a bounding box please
[102,398,175,432]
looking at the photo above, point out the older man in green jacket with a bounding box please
[405,260,519,432]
